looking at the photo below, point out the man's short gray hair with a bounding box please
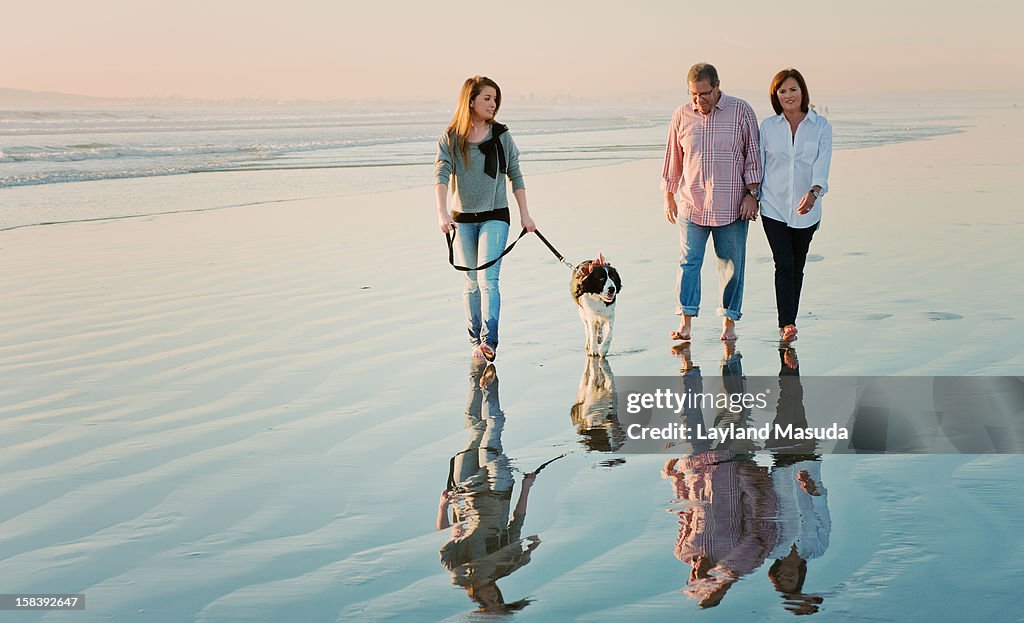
[687,63,719,87]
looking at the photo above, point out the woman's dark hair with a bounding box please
[768,557,808,592]
[769,68,810,115]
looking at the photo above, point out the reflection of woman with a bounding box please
[758,68,833,342]
[766,458,829,615]
[434,76,536,362]
[765,348,830,615]
[437,361,539,614]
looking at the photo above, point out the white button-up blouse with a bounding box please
[759,109,833,228]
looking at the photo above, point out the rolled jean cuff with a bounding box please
[717,307,742,321]
[675,306,700,316]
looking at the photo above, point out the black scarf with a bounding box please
[477,122,509,179]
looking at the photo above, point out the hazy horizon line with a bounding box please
[2,86,1022,110]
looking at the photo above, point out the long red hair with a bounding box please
[447,76,502,165]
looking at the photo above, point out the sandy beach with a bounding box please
[2,106,1023,621]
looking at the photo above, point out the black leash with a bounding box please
[447,450,570,492]
[446,227,574,272]
[529,452,568,475]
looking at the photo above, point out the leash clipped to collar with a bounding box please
[535,230,575,270]
[445,228,574,272]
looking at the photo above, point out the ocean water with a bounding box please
[2,102,1023,622]
[0,102,965,230]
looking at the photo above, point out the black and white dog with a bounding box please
[570,254,622,357]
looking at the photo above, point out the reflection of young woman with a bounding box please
[758,68,833,343]
[436,361,540,614]
[434,76,536,362]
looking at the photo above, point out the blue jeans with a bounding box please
[676,218,748,321]
[455,360,511,494]
[457,219,509,350]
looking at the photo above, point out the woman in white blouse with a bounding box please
[759,69,833,343]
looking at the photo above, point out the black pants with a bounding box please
[762,216,818,328]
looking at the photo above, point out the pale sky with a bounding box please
[3,0,1022,101]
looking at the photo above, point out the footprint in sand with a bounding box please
[612,348,647,356]
[924,311,964,321]
[755,255,772,264]
[863,313,893,321]
[844,251,869,256]
[806,254,824,262]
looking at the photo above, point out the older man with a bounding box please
[663,63,762,341]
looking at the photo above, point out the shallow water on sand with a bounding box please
[403,358,1024,622]
[1,108,1023,621]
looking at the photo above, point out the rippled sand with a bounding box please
[1,108,1022,621]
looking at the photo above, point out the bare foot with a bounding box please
[780,324,798,342]
[782,347,799,370]
[477,343,496,362]
[720,318,737,341]
[670,315,693,341]
[479,364,497,388]
[670,342,695,371]
[721,340,736,360]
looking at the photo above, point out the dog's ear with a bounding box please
[574,279,587,299]
[571,271,586,299]
[610,267,622,292]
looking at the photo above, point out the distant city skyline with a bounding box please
[5,1,1022,101]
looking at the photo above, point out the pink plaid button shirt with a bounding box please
[662,94,762,227]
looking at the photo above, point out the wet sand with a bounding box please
[1,108,1023,621]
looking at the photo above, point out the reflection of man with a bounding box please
[437,361,539,614]
[662,343,776,609]
[663,451,777,608]
[663,63,762,342]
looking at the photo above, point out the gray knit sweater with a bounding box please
[434,125,525,214]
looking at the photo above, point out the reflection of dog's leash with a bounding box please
[446,450,570,491]
[529,452,568,475]
[445,227,574,271]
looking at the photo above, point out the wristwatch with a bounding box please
[747,187,759,199]
[810,188,821,199]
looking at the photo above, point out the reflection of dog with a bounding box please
[570,254,622,357]
[570,357,625,453]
